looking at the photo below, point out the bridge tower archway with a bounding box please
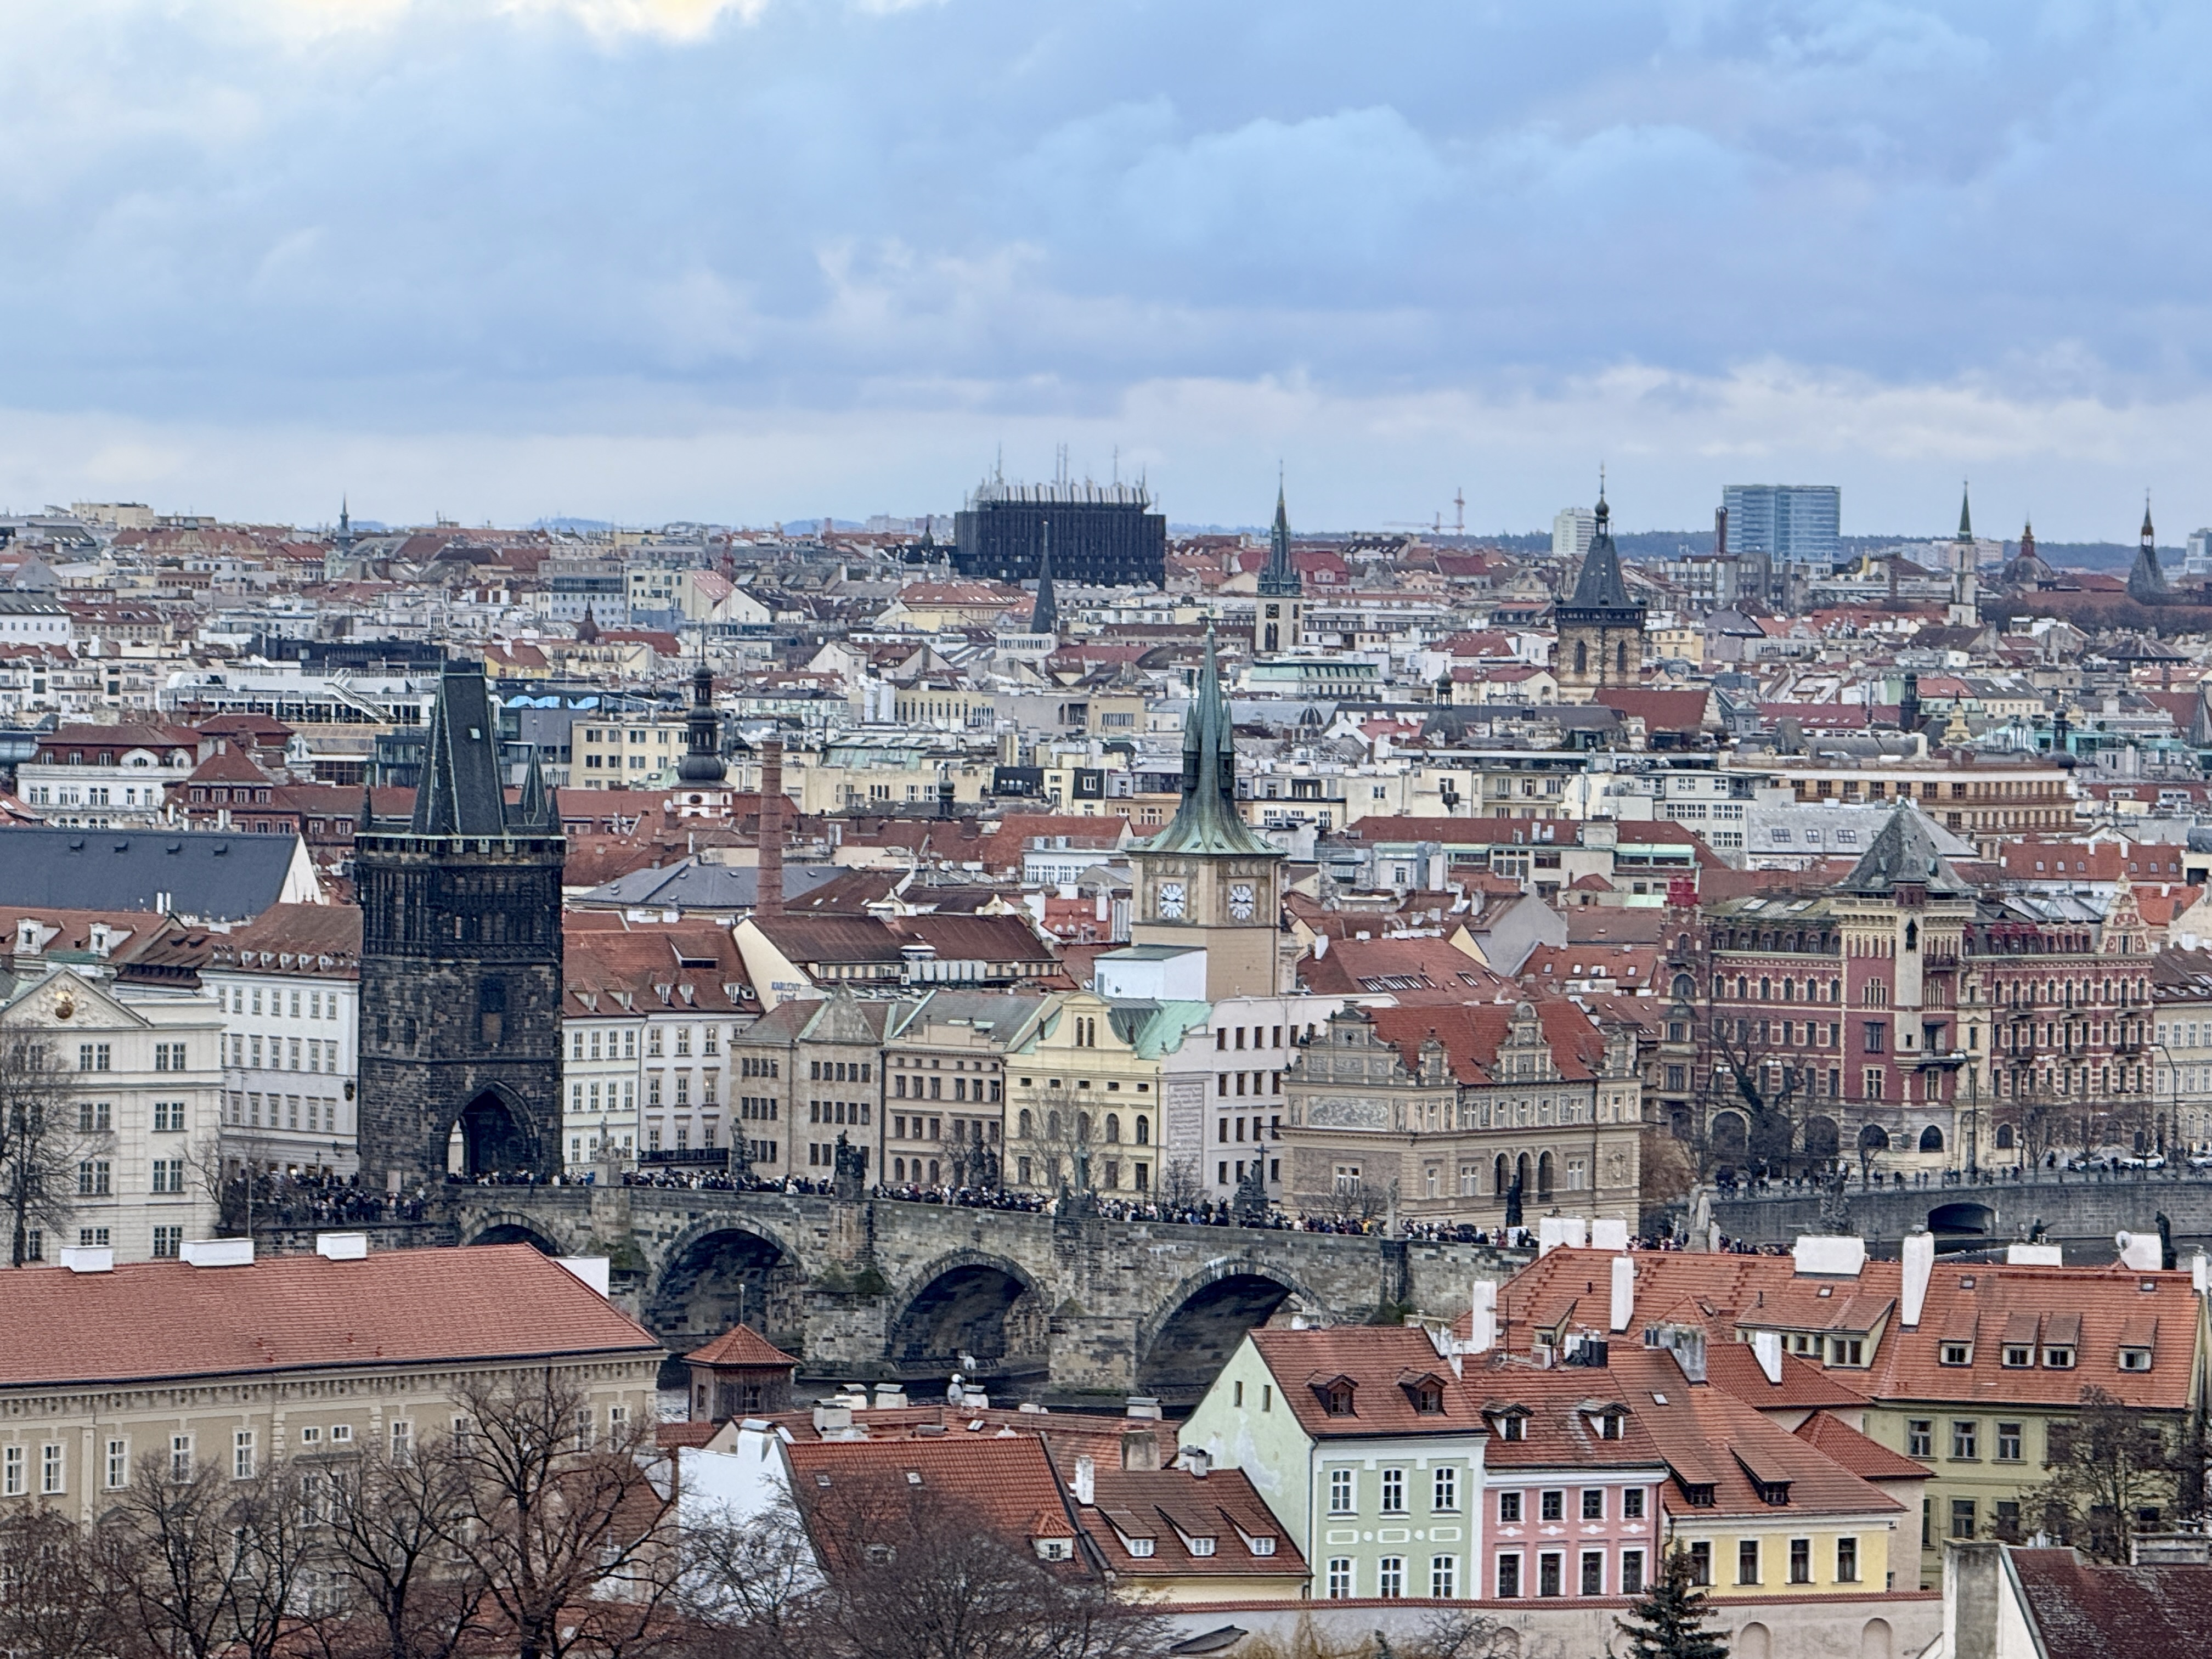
[459,1211,568,1255]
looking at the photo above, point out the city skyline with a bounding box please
[4,2,2212,535]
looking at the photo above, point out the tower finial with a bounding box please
[1957,480,1972,541]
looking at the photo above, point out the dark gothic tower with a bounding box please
[2130,495,2170,606]
[355,662,566,1187]
[1029,523,1059,637]
[1254,481,1304,654]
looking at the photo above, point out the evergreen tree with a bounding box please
[1616,1547,1729,1659]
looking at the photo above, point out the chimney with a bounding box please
[1751,1329,1783,1385]
[314,1232,369,1261]
[1176,1447,1210,1479]
[756,736,784,924]
[181,1238,255,1268]
[1073,1454,1095,1506]
[1468,1280,1498,1354]
[1901,1228,1935,1329]
[1608,1254,1635,1334]
[87,922,112,957]
[1120,1428,1161,1471]
[60,1246,112,1273]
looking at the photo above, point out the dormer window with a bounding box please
[1311,1374,1358,1417]
[1940,1343,1973,1367]
[2003,1346,2033,1368]
[2044,1347,2075,1369]
[1588,1409,1625,1441]
[1184,1535,1216,1558]
[1398,1370,1448,1415]
[2120,1347,2153,1372]
[1487,1409,1527,1442]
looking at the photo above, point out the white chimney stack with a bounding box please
[1608,1254,1635,1334]
[1468,1280,1498,1355]
[1752,1329,1783,1385]
[1073,1453,1095,1506]
[1901,1229,1936,1329]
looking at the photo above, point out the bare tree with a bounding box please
[1158,1157,1205,1212]
[1695,1009,1818,1179]
[0,1508,113,1659]
[675,1502,826,1659]
[314,1426,492,1659]
[443,1369,677,1659]
[2031,1385,2181,1560]
[0,1035,99,1265]
[99,1446,328,1659]
[798,1475,1163,1659]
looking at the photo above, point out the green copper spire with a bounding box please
[1260,478,1300,597]
[1141,630,1278,857]
[1957,482,1972,541]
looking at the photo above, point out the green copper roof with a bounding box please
[1259,482,1300,597]
[1139,630,1280,859]
[1957,482,1973,541]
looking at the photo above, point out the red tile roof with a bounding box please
[685,1324,799,1368]
[782,1433,1085,1569]
[1076,1466,1307,1582]
[1791,1411,1931,1482]
[0,1245,659,1389]
[1248,1327,1487,1440]
[1701,1341,1873,1412]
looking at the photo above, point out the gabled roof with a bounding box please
[685,1324,799,1369]
[0,827,310,922]
[1248,1327,1489,1439]
[0,1245,658,1390]
[2007,1547,2212,1659]
[1792,1410,1931,1482]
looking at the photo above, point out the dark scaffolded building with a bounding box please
[951,477,1166,589]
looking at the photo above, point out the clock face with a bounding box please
[1158,881,1186,920]
[1229,882,1255,921]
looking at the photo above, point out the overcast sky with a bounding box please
[5,0,2211,537]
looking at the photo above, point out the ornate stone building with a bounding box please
[1128,633,1289,1000]
[1280,997,1644,1227]
[355,663,566,1186]
[1553,489,1645,702]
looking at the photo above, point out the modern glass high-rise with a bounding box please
[1722,485,1840,568]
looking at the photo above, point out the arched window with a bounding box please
[1919,1125,1945,1153]
[1574,640,1588,675]
[1995,1124,2015,1150]
[1077,1113,1091,1142]
[1616,640,1628,676]
[1494,1153,1510,1195]
[1537,1151,1555,1197]
[1904,922,1919,952]
[1858,1124,1890,1153]
[1018,1109,1033,1138]
[1135,1116,1149,1145]
[1104,1113,1121,1144]
[1047,1111,1061,1140]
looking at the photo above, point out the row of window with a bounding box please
[221,986,342,1022]
[572,1025,723,1060]
[226,1093,343,1135]
[1908,1419,2034,1461]
[229,1034,343,1073]
[896,1073,1001,1102]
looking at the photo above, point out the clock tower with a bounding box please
[1130,631,1287,998]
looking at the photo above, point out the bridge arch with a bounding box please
[1135,1257,1324,1407]
[884,1251,1050,1383]
[1928,1201,1995,1238]
[458,1210,571,1255]
[646,1216,808,1368]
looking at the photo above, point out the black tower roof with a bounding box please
[1558,490,1641,621]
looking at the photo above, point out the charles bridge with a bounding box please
[1709,1165,2212,1260]
[262,1187,1525,1402]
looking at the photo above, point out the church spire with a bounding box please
[678,630,726,785]
[1260,475,1300,596]
[1029,522,1059,636]
[1141,629,1277,857]
[1957,482,1972,541]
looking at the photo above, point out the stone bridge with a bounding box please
[1712,1169,2212,1260]
[413,1188,1523,1404]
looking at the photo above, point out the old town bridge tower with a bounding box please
[355,662,565,1187]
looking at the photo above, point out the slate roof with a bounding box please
[0,827,307,922]
[578,860,842,911]
[1838,802,1974,897]
[0,1245,659,1390]
[410,663,518,837]
[2008,1548,2212,1659]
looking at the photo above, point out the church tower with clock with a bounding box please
[1128,632,1287,998]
